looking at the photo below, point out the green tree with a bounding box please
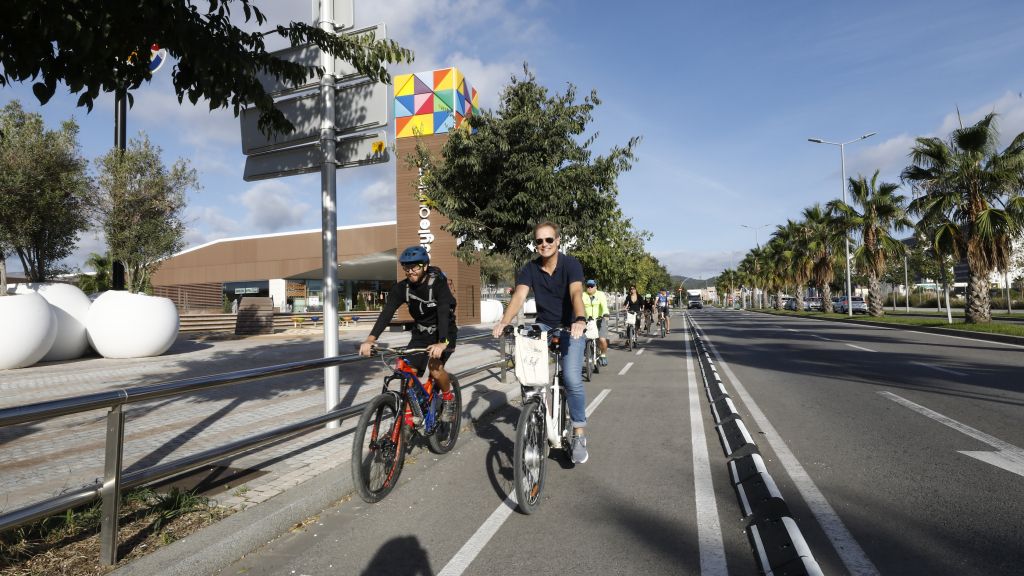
[829,171,911,316]
[76,252,113,294]
[574,212,651,292]
[95,135,198,293]
[773,219,813,309]
[902,112,1024,323]
[0,1,412,136]
[0,100,94,283]
[413,65,640,262]
[478,251,518,293]
[801,203,842,312]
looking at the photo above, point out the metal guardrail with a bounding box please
[0,332,506,565]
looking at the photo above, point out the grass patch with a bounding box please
[755,308,1024,337]
[0,487,230,576]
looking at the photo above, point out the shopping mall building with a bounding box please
[151,67,484,324]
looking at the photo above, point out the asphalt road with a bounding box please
[221,309,1023,575]
[688,308,1024,576]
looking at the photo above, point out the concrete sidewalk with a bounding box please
[0,324,518,548]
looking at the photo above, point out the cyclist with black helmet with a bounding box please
[360,246,458,421]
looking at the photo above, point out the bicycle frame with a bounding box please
[513,327,568,450]
[379,350,441,434]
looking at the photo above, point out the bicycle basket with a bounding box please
[625,312,636,325]
[584,319,599,340]
[514,330,550,386]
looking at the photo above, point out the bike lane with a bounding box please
[225,316,756,575]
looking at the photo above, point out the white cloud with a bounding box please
[240,180,314,232]
[353,180,396,223]
[655,250,746,278]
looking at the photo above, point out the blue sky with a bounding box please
[4,0,1024,279]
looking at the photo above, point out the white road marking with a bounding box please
[787,328,797,332]
[880,392,1024,478]
[439,389,612,576]
[904,329,1024,349]
[845,343,876,352]
[909,361,968,377]
[618,362,634,376]
[636,348,645,356]
[683,317,728,574]
[690,319,880,576]
[812,334,834,341]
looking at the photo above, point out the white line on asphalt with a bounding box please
[909,361,968,377]
[618,362,634,376]
[691,319,880,576]
[636,348,645,356]
[439,389,612,576]
[812,334,834,341]
[787,328,797,332]
[903,329,1024,349]
[683,317,728,575]
[845,343,876,352]
[879,392,1024,478]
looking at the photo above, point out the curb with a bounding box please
[110,376,520,576]
[686,314,824,576]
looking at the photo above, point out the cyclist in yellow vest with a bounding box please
[583,279,610,366]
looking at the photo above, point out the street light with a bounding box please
[808,132,876,317]
[741,224,770,308]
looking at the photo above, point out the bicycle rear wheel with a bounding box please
[428,377,462,454]
[514,398,547,514]
[351,394,407,503]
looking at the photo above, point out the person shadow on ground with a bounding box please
[360,535,433,576]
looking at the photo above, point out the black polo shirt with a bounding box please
[515,253,584,328]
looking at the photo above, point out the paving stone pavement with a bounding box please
[0,324,513,516]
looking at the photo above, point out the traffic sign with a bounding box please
[242,131,389,181]
[255,25,385,95]
[239,80,388,155]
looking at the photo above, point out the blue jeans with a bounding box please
[540,324,587,428]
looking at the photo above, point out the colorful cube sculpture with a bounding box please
[394,67,479,139]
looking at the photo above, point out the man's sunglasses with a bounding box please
[402,264,424,272]
[534,237,556,246]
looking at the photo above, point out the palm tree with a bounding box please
[829,171,912,316]
[773,219,813,310]
[77,252,112,294]
[801,204,842,313]
[901,112,1024,323]
[717,268,740,308]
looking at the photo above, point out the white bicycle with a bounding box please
[504,324,573,514]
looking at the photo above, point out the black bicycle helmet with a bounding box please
[399,245,429,266]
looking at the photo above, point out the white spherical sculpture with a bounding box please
[0,292,58,369]
[480,299,504,324]
[86,291,179,359]
[16,283,91,361]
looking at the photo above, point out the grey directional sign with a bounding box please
[255,24,385,95]
[242,132,390,181]
[240,80,388,155]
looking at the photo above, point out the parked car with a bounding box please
[836,296,868,314]
[804,298,822,311]
[831,297,841,313]
[783,297,797,310]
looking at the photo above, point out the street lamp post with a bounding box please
[741,224,770,308]
[808,132,876,317]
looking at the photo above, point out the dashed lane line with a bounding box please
[438,389,612,576]
[618,362,634,376]
[909,361,968,377]
[845,343,876,352]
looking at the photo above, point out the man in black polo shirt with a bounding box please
[492,221,590,464]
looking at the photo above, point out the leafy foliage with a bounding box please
[902,112,1024,323]
[0,0,413,136]
[413,65,640,263]
[95,135,197,293]
[0,100,94,283]
[76,252,113,294]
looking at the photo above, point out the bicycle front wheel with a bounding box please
[351,394,407,503]
[625,326,633,352]
[514,398,547,514]
[428,377,462,454]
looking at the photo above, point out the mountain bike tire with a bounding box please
[427,377,462,454]
[514,398,547,514]
[352,393,407,503]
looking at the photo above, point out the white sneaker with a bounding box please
[571,435,589,464]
